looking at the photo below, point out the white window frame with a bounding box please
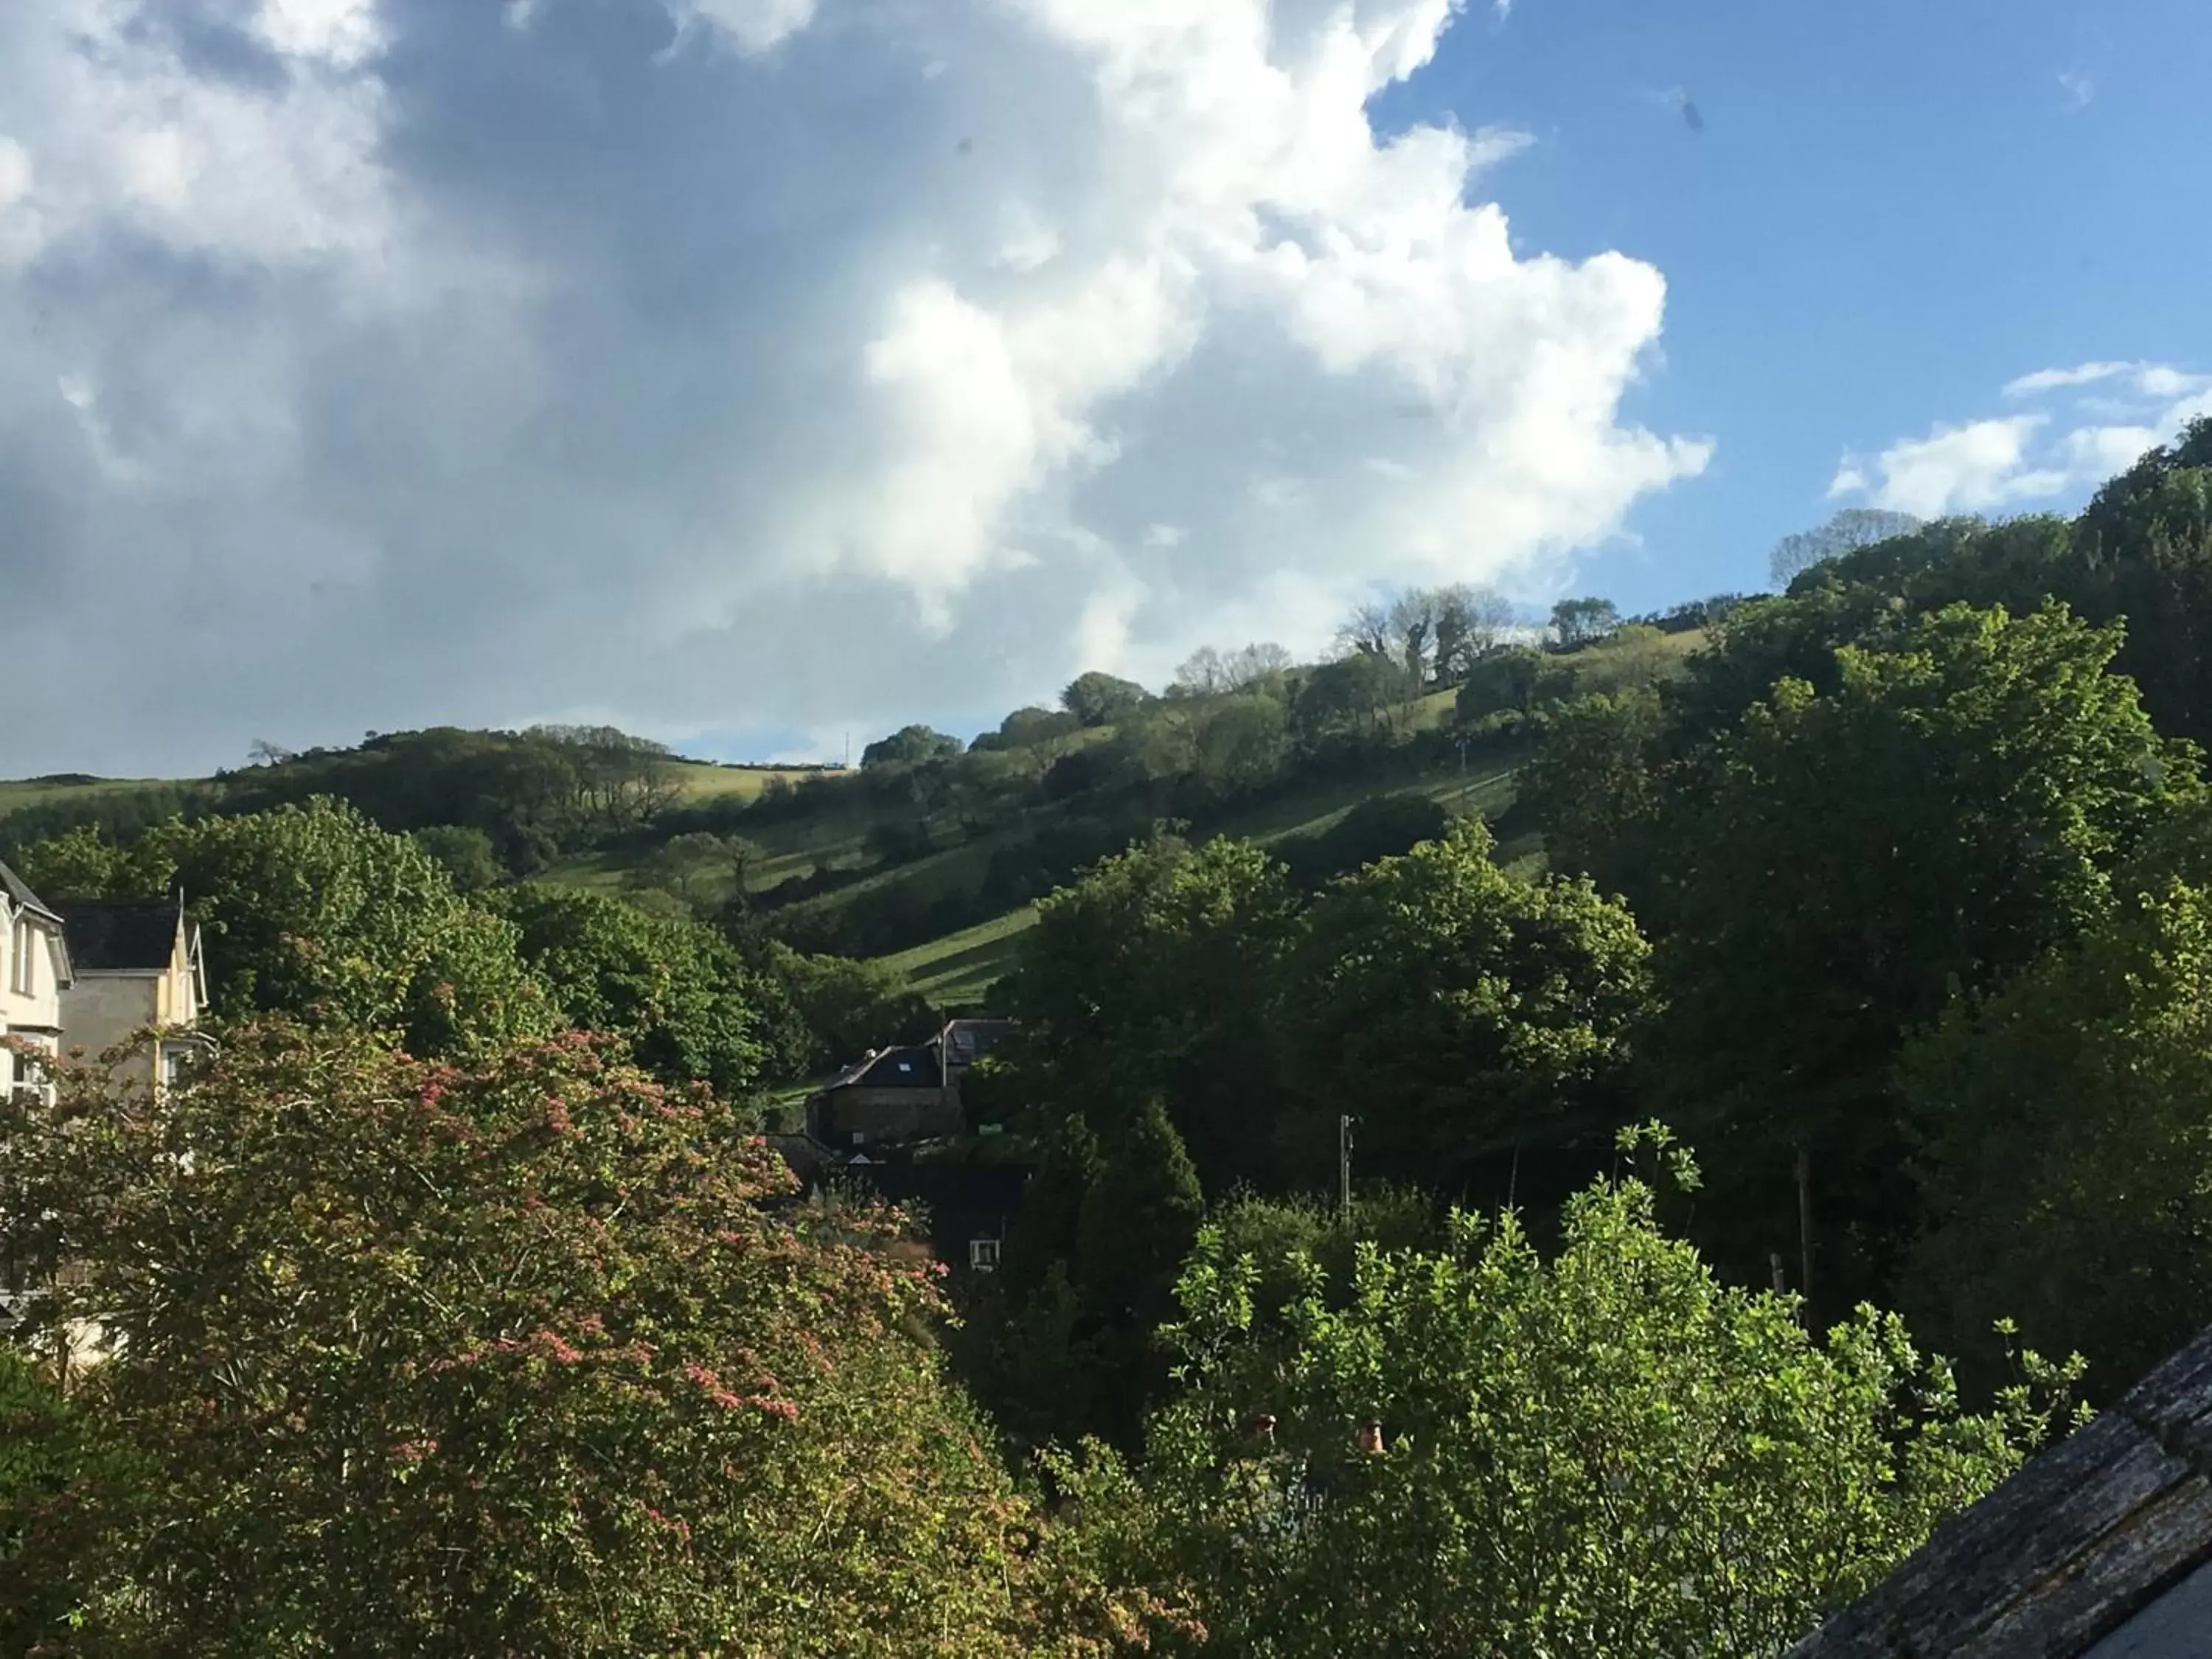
[968,1237,1002,1273]
[10,1044,52,1107]
[10,919,32,997]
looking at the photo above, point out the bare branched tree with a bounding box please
[1769,508,1924,588]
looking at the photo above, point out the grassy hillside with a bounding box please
[0,776,170,815]
[865,751,1529,1001]
[2,623,1697,1018]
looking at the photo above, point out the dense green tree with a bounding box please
[1006,835,1302,1187]
[1071,1099,1206,1448]
[410,824,503,894]
[1659,602,2201,1312]
[1061,1128,2084,1659]
[1549,596,1621,647]
[1286,818,1654,1189]
[970,706,1083,754]
[1290,653,1414,750]
[490,886,779,1101]
[2060,418,2212,745]
[1453,645,1551,723]
[1189,695,1289,796]
[860,725,964,769]
[1060,672,1152,728]
[751,940,933,1077]
[0,1024,1141,1657]
[1276,792,1451,891]
[0,1342,139,1649]
[5,821,176,900]
[1902,874,2212,1397]
[1076,1099,1205,1337]
[31,800,557,1058]
[1512,688,1670,905]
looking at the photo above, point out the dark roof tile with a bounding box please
[57,900,182,972]
[0,860,58,921]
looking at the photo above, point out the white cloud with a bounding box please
[1830,416,2058,518]
[0,0,1706,774]
[1834,361,2208,518]
[669,0,822,57]
[2003,361,2131,397]
[2057,71,2094,112]
[254,0,386,68]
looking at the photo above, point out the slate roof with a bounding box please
[59,900,182,972]
[1788,1321,2212,1659]
[0,860,60,924]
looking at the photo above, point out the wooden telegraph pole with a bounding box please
[1338,1115,1355,1228]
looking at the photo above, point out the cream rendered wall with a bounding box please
[0,905,67,1037]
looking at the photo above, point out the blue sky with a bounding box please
[0,0,2206,772]
[1390,0,2212,614]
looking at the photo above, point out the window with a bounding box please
[163,1048,188,1092]
[9,920,32,997]
[10,1046,49,1107]
[968,1237,1001,1273]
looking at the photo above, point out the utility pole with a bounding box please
[1795,1142,1816,1327]
[1338,1115,1355,1227]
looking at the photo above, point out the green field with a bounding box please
[664,761,844,802]
[873,908,1040,1007]
[0,776,170,815]
[856,750,1529,1002]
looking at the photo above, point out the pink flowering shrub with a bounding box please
[0,1021,1148,1655]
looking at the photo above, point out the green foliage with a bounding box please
[1660,602,2200,1308]
[1276,791,1451,890]
[629,830,757,908]
[757,941,936,1076]
[1287,818,1655,1186]
[24,799,557,1057]
[0,1024,1140,1657]
[4,821,176,900]
[0,1343,142,1648]
[1513,689,1669,902]
[223,725,683,872]
[1902,874,2212,1396]
[1071,1101,1207,1446]
[1070,1137,2084,1658]
[1060,672,1153,728]
[1550,596,1621,647]
[2063,419,2212,745]
[1077,1099,1206,1335]
[1189,695,1290,797]
[411,824,503,893]
[1453,646,1552,723]
[861,725,965,769]
[490,886,781,1101]
[1291,653,1415,750]
[970,707,1084,754]
[1008,835,1301,1186]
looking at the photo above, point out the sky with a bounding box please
[1,0,2207,776]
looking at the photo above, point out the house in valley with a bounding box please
[1,860,73,1101]
[55,896,212,1099]
[805,1018,1016,1152]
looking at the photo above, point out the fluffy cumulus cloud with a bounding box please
[0,0,1708,774]
[1832,361,2211,520]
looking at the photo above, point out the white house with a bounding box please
[57,895,212,1099]
[1,860,73,1101]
